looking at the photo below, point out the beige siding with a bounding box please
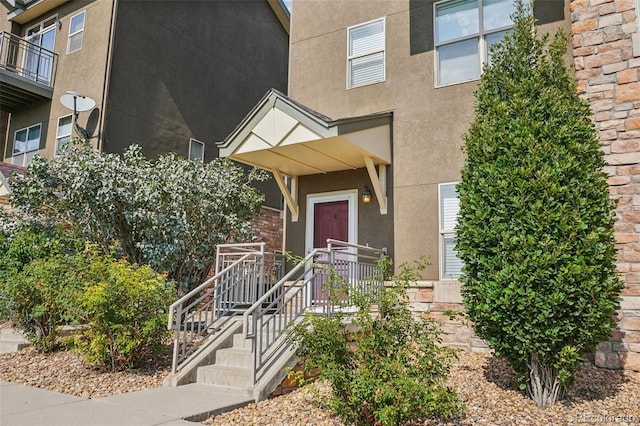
[4,0,114,160]
[289,0,569,278]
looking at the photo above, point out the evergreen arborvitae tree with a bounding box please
[456,1,624,408]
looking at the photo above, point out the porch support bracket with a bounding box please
[271,169,299,222]
[364,156,387,215]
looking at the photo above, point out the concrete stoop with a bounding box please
[0,327,30,353]
[196,331,297,402]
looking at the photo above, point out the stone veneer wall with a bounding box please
[570,0,640,371]
[407,0,640,373]
[406,281,489,353]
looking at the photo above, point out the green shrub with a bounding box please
[75,255,176,371]
[455,2,624,407]
[0,226,86,351]
[1,254,86,352]
[288,258,462,425]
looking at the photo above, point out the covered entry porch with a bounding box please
[217,89,393,258]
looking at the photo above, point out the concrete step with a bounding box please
[215,347,253,368]
[197,364,253,389]
[232,333,253,349]
[0,328,30,354]
[232,331,287,350]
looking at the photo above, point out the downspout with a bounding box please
[96,0,118,152]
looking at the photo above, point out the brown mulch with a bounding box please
[204,351,640,426]
[1,328,638,424]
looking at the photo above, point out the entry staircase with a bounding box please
[165,240,385,401]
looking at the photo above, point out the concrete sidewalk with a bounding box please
[0,380,253,426]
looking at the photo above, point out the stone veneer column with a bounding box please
[572,0,640,371]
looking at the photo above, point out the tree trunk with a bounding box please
[526,353,564,408]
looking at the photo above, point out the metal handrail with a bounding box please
[242,241,385,384]
[168,248,263,374]
[167,240,384,382]
[0,31,58,88]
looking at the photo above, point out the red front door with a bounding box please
[312,200,349,305]
[313,200,349,248]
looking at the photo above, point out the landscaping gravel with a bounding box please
[0,346,170,399]
[1,342,638,425]
[204,352,640,426]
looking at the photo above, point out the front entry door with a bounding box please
[313,200,349,248]
[305,190,357,308]
[311,200,350,305]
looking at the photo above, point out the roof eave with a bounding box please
[266,0,290,35]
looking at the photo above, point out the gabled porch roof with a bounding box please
[218,89,392,221]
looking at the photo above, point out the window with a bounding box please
[13,124,41,167]
[434,0,515,86]
[347,18,385,88]
[68,11,85,53]
[56,115,73,154]
[439,183,462,279]
[23,16,57,84]
[189,138,205,161]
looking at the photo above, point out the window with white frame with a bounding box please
[189,138,205,161]
[434,0,515,86]
[13,124,41,167]
[24,16,57,85]
[347,18,385,88]
[439,183,462,279]
[67,11,85,54]
[55,115,73,154]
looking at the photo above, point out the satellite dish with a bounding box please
[60,91,96,140]
[60,91,95,112]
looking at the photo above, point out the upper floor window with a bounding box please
[434,0,515,86]
[68,11,86,54]
[347,18,385,88]
[189,138,205,162]
[13,123,41,167]
[439,182,462,279]
[24,16,57,85]
[56,115,73,154]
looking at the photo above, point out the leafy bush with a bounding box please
[0,226,86,351]
[455,2,624,407]
[9,143,267,292]
[1,255,86,352]
[75,254,176,371]
[288,258,462,425]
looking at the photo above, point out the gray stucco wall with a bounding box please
[103,0,289,208]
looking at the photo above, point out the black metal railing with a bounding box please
[0,31,57,87]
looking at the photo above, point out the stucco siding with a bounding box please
[3,0,113,160]
[288,0,568,278]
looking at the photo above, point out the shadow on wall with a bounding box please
[85,108,100,139]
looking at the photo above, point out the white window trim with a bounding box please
[25,15,57,35]
[55,114,73,155]
[305,190,358,255]
[67,10,86,54]
[188,138,205,161]
[433,0,514,88]
[438,182,461,280]
[12,123,42,167]
[346,17,386,89]
[23,16,57,84]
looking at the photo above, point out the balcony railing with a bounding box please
[0,31,57,88]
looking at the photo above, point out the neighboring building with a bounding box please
[220,0,640,371]
[0,161,23,208]
[0,0,289,211]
